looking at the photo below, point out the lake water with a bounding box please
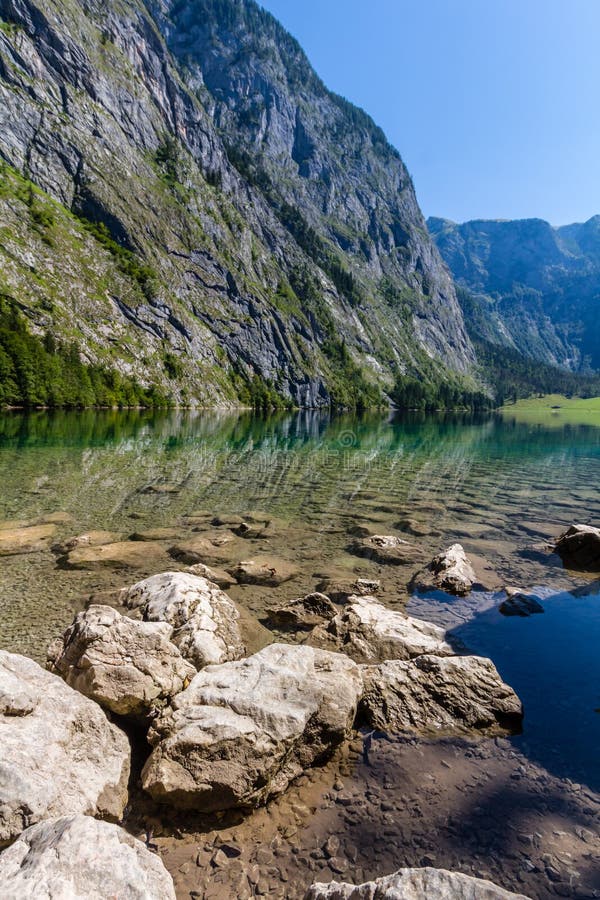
[1,408,599,796]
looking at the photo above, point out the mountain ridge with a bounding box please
[428,214,600,372]
[0,0,477,408]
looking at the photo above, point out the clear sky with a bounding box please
[257,0,600,226]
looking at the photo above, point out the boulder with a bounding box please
[309,596,453,663]
[47,605,195,717]
[186,562,237,589]
[347,534,424,566]
[142,643,363,811]
[268,593,338,629]
[499,588,544,617]
[409,544,477,596]
[229,556,300,586]
[121,572,246,669]
[0,650,130,845]
[315,578,381,602]
[305,867,530,899]
[0,522,57,556]
[554,523,600,571]
[360,654,523,736]
[0,815,176,900]
[168,531,240,565]
[60,540,170,571]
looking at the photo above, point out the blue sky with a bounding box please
[258,0,600,226]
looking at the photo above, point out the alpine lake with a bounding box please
[1,408,599,899]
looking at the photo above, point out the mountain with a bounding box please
[428,215,600,372]
[0,0,477,408]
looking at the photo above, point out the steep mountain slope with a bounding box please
[429,216,600,372]
[0,0,475,407]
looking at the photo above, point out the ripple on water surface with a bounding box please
[1,408,600,800]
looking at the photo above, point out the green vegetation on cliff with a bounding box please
[0,296,167,408]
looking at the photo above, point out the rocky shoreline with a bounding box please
[0,517,599,897]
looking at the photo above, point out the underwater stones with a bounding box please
[554,523,600,571]
[47,605,195,717]
[141,643,362,811]
[230,556,300,586]
[0,522,57,556]
[168,531,240,565]
[0,651,130,845]
[0,815,176,900]
[360,654,524,736]
[347,534,424,566]
[409,544,478,596]
[60,539,170,571]
[121,571,246,669]
[53,530,125,555]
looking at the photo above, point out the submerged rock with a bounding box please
[554,524,600,571]
[360,654,523,736]
[0,650,130,845]
[0,522,57,556]
[230,556,300,586]
[53,530,124,555]
[0,815,176,900]
[347,534,424,566]
[499,588,544,617]
[305,867,530,899]
[168,531,240,565]
[47,605,195,717]
[142,643,362,811]
[60,540,170,571]
[309,595,453,663]
[409,543,477,596]
[121,572,246,669]
[268,593,338,629]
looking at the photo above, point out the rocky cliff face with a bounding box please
[429,216,600,372]
[0,0,475,406]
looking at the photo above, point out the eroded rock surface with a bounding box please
[554,523,600,571]
[305,867,531,899]
[142,643,363,811]
[309,596,453,663]
[360,655,523,736]
[0,815,176,900]
[409,544,478,596]
[47,605,195,717]
[0,650,130,845]
[122,572,246,669]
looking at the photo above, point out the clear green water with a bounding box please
[1,409,599,788]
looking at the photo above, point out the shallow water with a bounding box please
[1,407,599,800]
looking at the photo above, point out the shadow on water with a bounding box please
[445,588,600,792]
